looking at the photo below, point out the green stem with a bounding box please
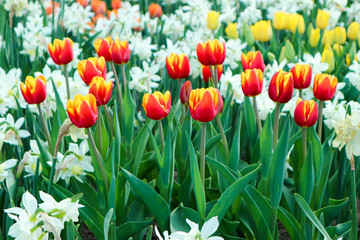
[200,123,206,186]
[158,120,165,150]
[37,104,53,154]
[96,107,102,155]
[270,207,278,238]
[213,65,218,88]
[110,62,124,122]
[120,64,127,91]
[317,101,324,141]
[273,103,281,149]
[351,156,358,240]
[104,105,115,136]
[253,96,262,135]
[302,128,307,162]
[215,115,229,162]
[86,128,109,193]
[299,89,302,99]
[48,157,57,193]
[63,64,70,101]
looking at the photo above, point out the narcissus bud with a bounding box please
[313,73,337,101]
[180,81,192,105]
[20,75,47,104]
[166,53,190,80]
[290,64,312,89]
[268,70,294,103]
[241,51,265,72]
[241,69,263,97]
[93,36,113,61]
[189,87,221,122]
[206,11,220,31]
[142,91,171,120]
[48,38,74,65]
[294,99,318,128]
[315,9,330,29]
[88,76,113,106]
[67,94,98,128]
[196,39,226,66]
[77,57,107,85]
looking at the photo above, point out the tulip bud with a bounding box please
[267,52,276,62]
[321,45,335,73]
[225,23,239,39]
[148,3,162,18]
[67,94,98,128]
[268,70,294,103]
[91,0,107,15]
[322,29,334,46]
[77,57,107,85]
[189,87,221,122]
[313,73,337,101]
[243,22,254,47]
[334,27,346,44]
[349,41,357,62]
[20,75,47,104]
[48,38,74,65]
[196,39,226,66]
[110,38,130,65]
[88,76,113,106]
[309,28,320,48]
[166,53,190,80]
[288,13,305,34]
[347,22,360,40]
[241,51,265,72]
[206,11,220,31]
[142,91,171,120]
[346,53,358,66]
[290,64,312,89]
[284,40,295,62]
[294,99,318,128]
[241,69,263,97]
[94,36,113,61]
[315,9,330,29]
[180,81,192,105]
[201,65,223,83]
[307,23,314,38]
[273,11,289,30]
[251,20,273,42]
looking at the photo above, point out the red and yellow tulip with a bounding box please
[166,53,190,79]
[110,38,130,65]
[89,77,113,106]
[268,70,294,103]
[67,94,98,128]
[196,40,226,66]
[241,51,265,72]
[94,36,113,62]
[48,38,74,65]
[20,75,47,104]
[294,99,318,128]
[241,69,263,97]
[77,57,107,85]
[148,3,162,18]
[290,64,312,89]
[313,73,337,101]
[189,87,221,122]
[142,91,171,120]
[180,81,192,105]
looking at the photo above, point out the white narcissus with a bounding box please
[0,159,18,182]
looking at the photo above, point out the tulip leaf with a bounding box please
[299,144,314,204]
[104,208,113,240]
[326,221,352,239]
[116,218,154,240]
[260,114,272,179]
[206,156,237,184]
[123,83,135,148]
[243,97,257,145]
[170,204,200,233]
[229,115,241,171]
[308,126,322,185]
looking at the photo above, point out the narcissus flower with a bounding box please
[294,99,318,128]
[334,27,346,44]
[241,69,263,97]
[142,91,171,120]
[225,23,239,39]
[148,3,162,18]
[241,51,265,72]
[347,22,360,40]
[315,9,330,29]
[290,64,312,89]
[88,77,113,106]
[268,70,294,103]
[251,20,272,42]
[77,57,107,85]
[313,73,337,101]
[273,11,289,30]
[189,87,221,122]
[20,75,47,104]
[166,53,190,79]
[180,81,192,105]
[309,28,320,48]
[196,40,226,66]
[206,11,220,30]
[67,94,98,128]
[202,65,223,83]
[93,36,113,61]
[110,38,130,65]
[48,38,74,65]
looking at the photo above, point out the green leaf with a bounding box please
[243,97,257,145]
[260,114,272,179]
[104,209,113,240]
[299,144,314,203]
[326,221,351,238]
[278,206,302,240]
[170,204,200,232]
[206,156,237,184]
[35,135,52,176]
[294,193,332,240]
[309,126,322,185]
[315,198,349,226]
[229,116,241,171]
[122,168,170,232]
[123,84,135,147]
[146,225,153,240]
[116,218,154,240]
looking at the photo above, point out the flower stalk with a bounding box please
[104,105,115,136]
[273,103,281,149]
[37,104,53,154]
[110,61,124,121]
[350,155,358,240]
[253,96,262,134]
[317,100,324,140]
[200,123,206,186]
[62,64,71,100]
[158,120,165,149]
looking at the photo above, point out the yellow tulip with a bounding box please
[332,43,343,56]
[309,28,321,48]
[322,29,334,46]
[225,23,239,39]
[288,13,305,34]
[334,27,346,44]
[206,11,220,30]
[346,53,358,66]
[347,22,360,40]
[251,20,273,42]
[273,11,289,30]
[321,45,335,73]
[316,9,330,29]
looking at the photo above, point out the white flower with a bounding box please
[4,0,28,17]
[62,119,87,142]
[23,150,41,177]
[301,53,328,81]
[129,61,161,92]
[0,67,21,115]
[239,6,262,24]
[155,226,170,240]
[219,69,244,104]
[224,39,247,69]
[129,35,157,61]
[0,114,30,148]
[323,97,347,129]
[345,53,360,91]
[39,212,63,240]
[0,159,18,182]
[265,60,288,83]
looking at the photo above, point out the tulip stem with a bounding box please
[351,155,358,240]
[252,96,262,134]
[215,115,229,162]
[200,123,206,186]
[86,128,109,193]
[120,64,127,90]
[110,62,124,122]
[273,103,281,150]
[302,128,307,162]
[299,89,302,99]
[37,104,53,154]
[104,105,115,136]
[317,101,324,141]
[63,65,71,101]
[213,65,218,88]
[158,120,165,150]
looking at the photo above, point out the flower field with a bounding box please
[1,0,360,239]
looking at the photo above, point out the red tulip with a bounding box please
[89,76,113,106]
[77,57,107,85]
[148,3,162,18]
[268,70,294,103]
[20,75,47,104]
[313,73,337,101]
[241,69,263,97]
[196,40,226,66]
[94,36,113,61]
[142,91,171,120]
[294,99,318,127]
[189,87,221,122]
[67,94,98,128]
[180,81,192,105]
[241,51,265,72]
[110,38,130,65]
[48,38,74,65]
[166,53,190,79]
[290,64,312,89]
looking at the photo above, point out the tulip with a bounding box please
[225,23,239,39]
[315,9,330,29]
[48,38,74,65]
[348,22,360,40]
[207,11,220,30]
[196,39,226,66]
[309,28,320,48]
[251,20,272,42]
[288,13,305,34]
[142,91,171,121]
[166,53,190,80]
[273,11,289,30]
[189,87,220,123]
[243,22,254,46]
[290,64,312,90]
[76,0,89,8]
[111,0,121,9]
[241,51,265,72]
[332,43,343,56]
[45,1,60,15]
[148,3,162,18]
[241,69,263,97]
[20,75,47,104]
[334,27,346,44]
[268,70,294,104]
[94,36,113,61]
[294,99,318,128]
[77,57,107,85]
[91,0,107,15]
[321,45,335,73]
[89,77,113,106]
[67,94,98,128]
[180,81,192,105]
[322,29,334,46]
[202,65,223,83]
[313,73,337,101]
[110,38,130,65]
[346,53,358,66]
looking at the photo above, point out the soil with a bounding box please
[80,222,97,240]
